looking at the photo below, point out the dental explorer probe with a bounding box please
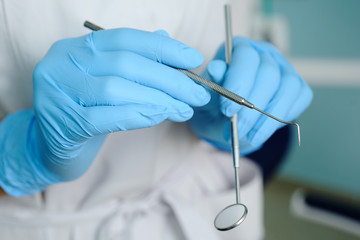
[83,21,301,146]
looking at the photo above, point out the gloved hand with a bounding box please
[190,37,313,154]
[0,28,210,196]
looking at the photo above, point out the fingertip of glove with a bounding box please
[222,103,240,118]
[182,47,204,69]
[207,60,227,83]
[195,88,211,106]
[154,29,170,37]
[181,109,194,119]
[168,109,194,122]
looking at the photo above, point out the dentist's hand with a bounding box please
[190,37,312,154]
[0,29,210,196]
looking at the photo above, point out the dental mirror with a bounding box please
[214,203,248,231]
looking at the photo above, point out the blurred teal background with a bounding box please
[280,87,360,197]
[272,0,360,58]
[268,0,360,198]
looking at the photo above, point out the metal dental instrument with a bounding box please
[214,4,248,231]
[83,21,301,145]
[225,4,242,206]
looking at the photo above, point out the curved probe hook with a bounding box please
[253,107,301,146]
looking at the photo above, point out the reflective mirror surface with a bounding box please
[214,204,248,231]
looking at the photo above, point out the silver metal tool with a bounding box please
[213,4,248,231]
[83,20,301,145]
[225,4,242,205]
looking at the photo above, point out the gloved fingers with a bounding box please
[71,75,195,122]
[219,40,260,117]
[77,104,172,134]
[90,28,203,69]
[86,51,210,107]
[255,41,296,71]
[238,40,312,148]
[206,60,227,84]
[286,83,313,121]
[246,71,303,147]
[236,52,281,138]
[253,40,313,120]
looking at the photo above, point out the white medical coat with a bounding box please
[0,0,264,239]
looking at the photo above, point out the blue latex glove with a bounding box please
[190,37,313,154]
[0,29,210,196]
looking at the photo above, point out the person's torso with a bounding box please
[0,1,264,239]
